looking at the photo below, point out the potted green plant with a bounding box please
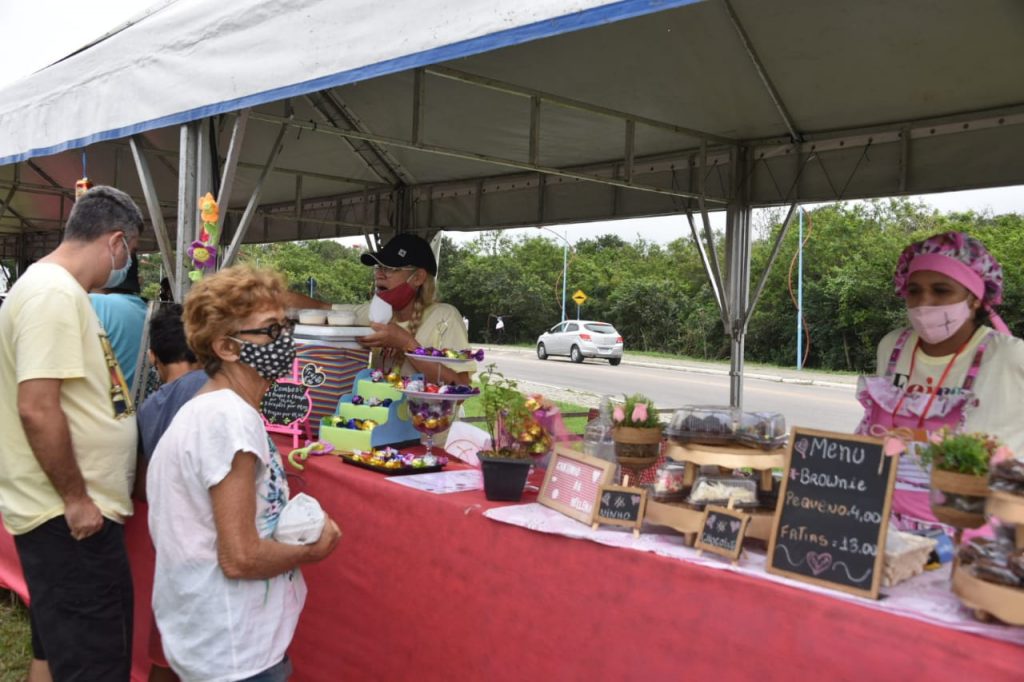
[611,393,663,468]
[919,430,1009,535]
[476,365,551,501]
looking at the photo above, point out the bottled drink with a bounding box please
[584,396,619,478]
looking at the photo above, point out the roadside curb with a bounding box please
[479,345,857,390]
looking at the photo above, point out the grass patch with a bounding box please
[0,590,31,682]
[460,390,591,436]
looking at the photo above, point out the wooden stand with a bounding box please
[665,441,785,496]
[930,467,989,543]
[952,490,1024,624]
[644,441,783,545]
[645,500,775,547]
[952,564,1024,625]
[985,491,1024,547]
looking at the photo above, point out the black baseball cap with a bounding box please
[360,234,437,276]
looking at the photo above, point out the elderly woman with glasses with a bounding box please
[147,265,341,682]
[291,233,472,385]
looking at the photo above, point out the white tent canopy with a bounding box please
[2,0,1022,406]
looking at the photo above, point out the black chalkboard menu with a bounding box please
[767,427,897,599]
[695,505,750,561]
[591,484,647,533]
[260,380,312,426]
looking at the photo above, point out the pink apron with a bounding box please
[855,328,990,534]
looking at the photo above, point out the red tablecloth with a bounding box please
[3,453,1024,681]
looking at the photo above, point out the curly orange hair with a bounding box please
[184,265,286,376]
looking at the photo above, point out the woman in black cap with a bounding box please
[290,234,472,384]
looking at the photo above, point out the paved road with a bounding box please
[480,348,864,433]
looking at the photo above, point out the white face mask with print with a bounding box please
[230,332,296,380]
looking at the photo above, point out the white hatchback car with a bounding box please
[536,320,624,365]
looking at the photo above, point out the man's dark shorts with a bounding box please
[14,516,134,681]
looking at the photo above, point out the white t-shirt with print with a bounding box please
[148,389,306,682]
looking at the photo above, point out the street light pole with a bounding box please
[561,236,568,323]
[537,226,571,323]
[796,207,804,370]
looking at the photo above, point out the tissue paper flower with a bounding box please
[199,192,219,223]
[188,241,217,272]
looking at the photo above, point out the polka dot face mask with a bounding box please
[230,331,296,380]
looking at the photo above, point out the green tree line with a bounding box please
[143,198,1024,374]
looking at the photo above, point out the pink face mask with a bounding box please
[907,301,973,344]
[376,280,417,311]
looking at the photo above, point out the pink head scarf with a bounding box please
[893,231,1010,335]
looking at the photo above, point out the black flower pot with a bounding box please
[478,454,532,502]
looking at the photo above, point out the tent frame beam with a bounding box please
[215,109,249,236]
[249,112,729,204]
[425,65,735,146]
[222,119,290,267]
[721,0,801,143]
[305,91,412,186]
[130,136,178,297]
[111,140,390,190]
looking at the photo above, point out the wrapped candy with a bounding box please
[370,370,385,382]
[410,347,485,361]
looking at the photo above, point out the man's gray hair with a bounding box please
[65,186,145,242]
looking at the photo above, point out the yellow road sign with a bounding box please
[572,289,587,305]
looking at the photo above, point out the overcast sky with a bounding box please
[2,1,1021,250]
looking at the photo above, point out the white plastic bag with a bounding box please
[272,493,326,545]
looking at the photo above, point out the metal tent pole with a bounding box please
[725,146,752,410]
[175,123,199,301]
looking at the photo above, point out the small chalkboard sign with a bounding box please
[539,444,615,524]
[767,427,897,599]
[261,380,311,426]
[695,504,750,562]
[260,362,314,449]
[591,482,647,536]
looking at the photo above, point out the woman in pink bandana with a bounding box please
[856,231,1024,533]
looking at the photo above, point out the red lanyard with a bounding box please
[891,338,970,428]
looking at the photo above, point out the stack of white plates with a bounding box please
[293,323,373,349]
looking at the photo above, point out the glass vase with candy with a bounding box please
[401,380,480,457]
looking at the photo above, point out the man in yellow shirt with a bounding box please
[0,186,143,681]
